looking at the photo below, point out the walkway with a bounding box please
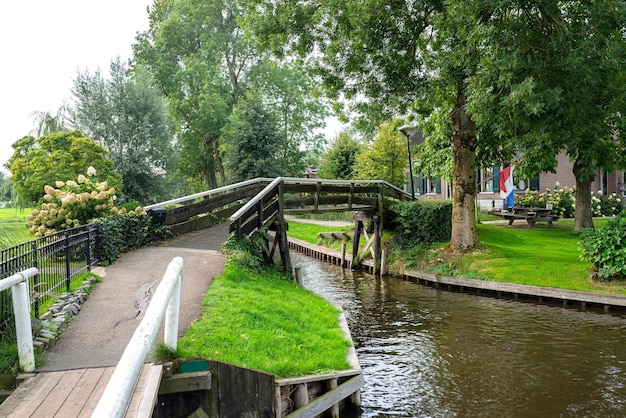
[39,223,229,372]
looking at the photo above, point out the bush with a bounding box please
[579,211,626,280]
[94,213,152,265]
[591,191,622,217]
[26,167,144,236]
[515,182,576,218]
[390,199,452,248]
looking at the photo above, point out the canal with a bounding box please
[293,253,626,417]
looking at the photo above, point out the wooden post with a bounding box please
[277,182,292,272]
[274,386,282,418]
[373,215,381,274]
[351,220,362,268]
[294,383,309,409]
[329,378,339,418]
[294,267,303,286]
[341,242,347,269]
[380,249,387,277]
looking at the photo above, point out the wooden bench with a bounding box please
[317,232,351,243]
[490,207,560,228]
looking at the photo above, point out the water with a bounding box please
[293,253,626,417]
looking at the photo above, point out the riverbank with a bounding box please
[286,219,626,313]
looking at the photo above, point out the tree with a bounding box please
[243,0,626,251]
[318,132,363,180]
[464,1,626,229]
[353,121,407,187]
[134,0,329,188]
[71,58,177,203]
[5,131,122,205]
[221,92,284,181]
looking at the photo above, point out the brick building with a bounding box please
[408,152,626,210]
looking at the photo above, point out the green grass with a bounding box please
[0,208,33,249]
[178,263,352,378]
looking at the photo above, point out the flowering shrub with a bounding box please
[579,213,626,280]
[591,191,622,217]
[515,182,576,218]
[26,167,143,236]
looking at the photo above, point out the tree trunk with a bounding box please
[448,85,479,252]
[573,159,595,229]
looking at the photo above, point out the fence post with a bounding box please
[32,240,40,319]
[86,226,92,270]
[65,231,71,292]
[11,269,37,373]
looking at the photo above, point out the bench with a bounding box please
[490,207,560,228]
[317,232,352,244]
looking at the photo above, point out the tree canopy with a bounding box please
[5,131,122,205]
[318,132,363,180]
[133,0,328,189]
[71,58,177,204]
[243,0,626,250]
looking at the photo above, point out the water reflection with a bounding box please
[293,253,626,417]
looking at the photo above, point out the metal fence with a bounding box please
[0,224,99,328]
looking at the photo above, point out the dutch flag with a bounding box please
[499,164,516,209]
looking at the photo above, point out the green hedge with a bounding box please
[579,211,626,280]
[390,199,452,248]
[94,213,152,265]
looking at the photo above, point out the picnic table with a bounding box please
[490,207,559,228]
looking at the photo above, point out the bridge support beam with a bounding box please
[351,212,381,273]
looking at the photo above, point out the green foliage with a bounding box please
[25,168,142,237]
[94,213,152,265]
[318,133,363,180]
[591,191,623,217]
[579,212,626,281]
[515,183,576,218]
[353,120,408,187]
[72,59,177,204]
[391,200,452,248]
[6,131,122,205]
[221,92,284,181]
[220,234,267,272]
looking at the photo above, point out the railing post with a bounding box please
[13,280,34,373]
[64,231,71,292]
[86,226,93,271]
[32,240,39,319]
[164,274,181,351]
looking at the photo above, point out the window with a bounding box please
[477,167,498,193]
[417,175,441,194]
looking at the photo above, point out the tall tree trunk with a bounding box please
[449,85,478,253]
[573,159,594,229]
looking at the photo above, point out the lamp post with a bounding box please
[398,124,418,200]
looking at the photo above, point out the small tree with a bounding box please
[318,132,363,180]
[353,121,407,187]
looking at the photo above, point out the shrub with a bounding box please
[579,211,626,280]
[591,191,622,217]
[94,213,152,265]
[515,182,576,218]
[26,167,144,237]
[390,199,452,248]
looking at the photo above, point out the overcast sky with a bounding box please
[0,1,152,171]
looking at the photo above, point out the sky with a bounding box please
[0,1,152,172]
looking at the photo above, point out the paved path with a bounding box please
[39,224,229,372]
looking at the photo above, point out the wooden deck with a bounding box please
[0,363,162,417]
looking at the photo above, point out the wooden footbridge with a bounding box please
[0,177,409,417]
[146,177,411,273]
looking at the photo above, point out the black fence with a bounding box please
[0,224,99,329]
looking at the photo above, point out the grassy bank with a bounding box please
[0,208,32,249]
[287,218,626,296]
[177,242,352,378]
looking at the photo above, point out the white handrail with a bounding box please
[91,257,184,418]
[0,267,38,373]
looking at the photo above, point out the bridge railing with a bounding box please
[0,267,38,372]
[92,256,183,417]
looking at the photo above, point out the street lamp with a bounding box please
[398,124,418,200]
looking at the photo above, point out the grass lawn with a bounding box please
[178,261,352,378]
[287,217,626,296]
[0,208,32,250]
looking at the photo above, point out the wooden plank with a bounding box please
[285,374,364,418]
[4,371,65,417]
[55,368,107,417]
[77,367,115,418]
[32,369,85,418]
[125,363,163,418]
[0,374,41,414]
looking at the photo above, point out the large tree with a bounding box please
[71,58,177,204]
[318,132,363,180]
[133,0,329,189]
[243,0,626,250]
[5,131,122,204]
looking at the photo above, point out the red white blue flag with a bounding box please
[499,164,515,209]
